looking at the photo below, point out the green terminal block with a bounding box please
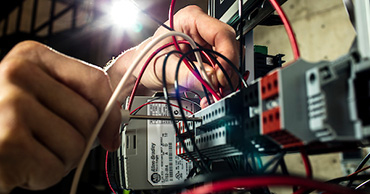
[254,45,268,55]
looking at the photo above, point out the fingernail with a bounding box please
[206,71,217,87]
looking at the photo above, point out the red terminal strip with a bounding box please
[262,106,304,149]
[176,142,190,161]
[262,107,281,134]
[260,70,279,100]
[176,121,191,161]
[268,130,304,149]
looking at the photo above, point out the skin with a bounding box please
[107,5,239,104]
[0,5,238,193]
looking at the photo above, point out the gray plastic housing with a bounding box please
[117,96,196,190]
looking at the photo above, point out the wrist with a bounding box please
[105,49,137,104]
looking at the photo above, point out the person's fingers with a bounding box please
[0,96,65,191]
[200,96,215,109]
[2,57,99,140]
[3,41,121,150]
[149,52,218,92]
[1,136,65,191]
[21,138,65,190]
[27,98,87,171]
[174,5,239,89]
[0,85,87,170]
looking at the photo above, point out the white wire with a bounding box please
[69,31,210,194]
[355,179,370,190]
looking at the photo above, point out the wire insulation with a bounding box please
[105,151,117,194]
[169,0,219,99]
[70,31,207,194]
[348,152,370,187]
[300,150,312,179]
[162,50,211,172]
[268,0,300,60]
[181,175,366,194]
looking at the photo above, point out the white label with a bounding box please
[147,100,193,186]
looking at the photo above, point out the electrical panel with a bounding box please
[177,54,370,160]
[111,53,370,192]
[109,0,370,193]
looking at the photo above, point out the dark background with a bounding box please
[0,0,206,193]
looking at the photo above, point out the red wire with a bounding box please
[268,0,300,60]
[128,0,221,110]
[169,0,221,100]
[184,90,202,101]
[130,101,193,115]
[300,150,313,179]
[127,41,177,110]
[169,0,181,52]
[348,165,370,177]
[105,151,117,194]
[181,176,365,194]
[127,41,219,110]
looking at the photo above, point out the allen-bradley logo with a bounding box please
[151,173,161,183]
[150,143,158,172]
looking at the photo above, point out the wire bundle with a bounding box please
[69,0,370,194]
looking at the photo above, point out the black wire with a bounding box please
[225,157,235,171]
[130,0,243,97]
[280,156,289,175]
[162,50,209,173]
[162,50,212,106]
[186,59,212,105]
[269,154,285,174]
[244,155,255,174]
[329,174,370,184]
[176,48,237,92]
[356,179,370,190]
[174,53,212,173]
[173,48,235,93]
[298,175,370,194]
[201,50,235,91]
[348,152,370,187]
[196,48,248,88]
[260,152,286,173]
[250,152,257,171]
[130,96,201,115]
[342,0,355,29]
[238,0,245,73]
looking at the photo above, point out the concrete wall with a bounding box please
[254,0,356,62]
[254,1,357,192]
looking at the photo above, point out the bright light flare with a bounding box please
[106,0,139,29]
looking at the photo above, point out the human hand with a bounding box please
[107,5,239,104]
[0,41,121,193]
